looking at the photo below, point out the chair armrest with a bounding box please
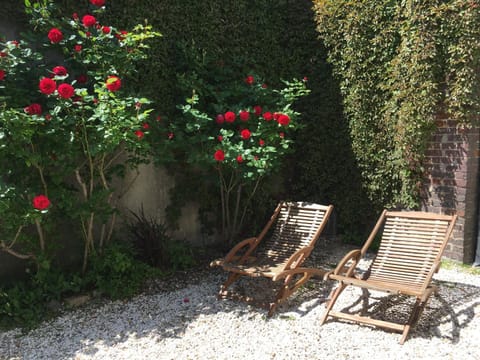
[283,246,314,271]
[331,249,362,277]
[223,237,257,263]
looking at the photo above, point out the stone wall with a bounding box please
[422,118,479,263]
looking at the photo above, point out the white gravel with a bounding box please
[1,243,480,360]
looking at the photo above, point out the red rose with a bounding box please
[102,26,111,34]
[142,123,150,130]
[52,66,67,76]
[24,103,42,115]
[254,105,262,116]
[216,114,225,124]
[240,129,251,140]
[217,135,223,142]
[72,13,79,20]
[105,75,121,92]
[0,69,5,81]
[259,139,265,146]
[214,149,225,161]
[32,194,51,210]
[245,75,254,85]
[134,130,144,139]
[263,112,273,121]
[277,114,290,126]
[74,44,82,52]
[48,28,63,43]
[239,110,250,121]
[115,30,128,41]
[82,15,97,27]
[168,132,174,139]
[273,113,280,121]
[90,0,105,6]
[39,77,57,95]
[224,111,235,123]
[236,155,243,163]
[76,74,88,84]
[45,114,52,121]
[58,83,75,99]
[0,52,7,57]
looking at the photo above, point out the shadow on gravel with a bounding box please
[3,241,476,358]
[1,240,348,359]
[0,263,335,359]
[326,278,480,344]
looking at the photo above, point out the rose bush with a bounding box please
[173,74,309,243]
[0,0,161,272]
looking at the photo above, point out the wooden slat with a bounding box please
[366,213,455,288]
[257,203,328,260]
[329,311,405,332]
[385,210,453,221]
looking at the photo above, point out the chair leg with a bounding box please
[319,282,347,325]
[267,272,312,317]
[400,297,426,344]
[218,272,242,298]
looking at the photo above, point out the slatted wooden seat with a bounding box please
[320,210,457,344]
[211,201,333,316]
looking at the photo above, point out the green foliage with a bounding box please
[1,0,376,260]
[313,0,480,209]
[0,242,157,330]
[441,259,480,275]
[0,0,162,272]
[0,259,83,330]
[0,0,167,330]
[127,207,195,270]
[172,73,310,244]
[165,241,195,271]
[86,241,155,300]
[0,283,46,330]
[87,0,362,238]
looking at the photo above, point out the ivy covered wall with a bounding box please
[51,0,372,238]
[313,0,480,261]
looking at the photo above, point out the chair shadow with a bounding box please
[330,278,480,343]
[222,271,335,318]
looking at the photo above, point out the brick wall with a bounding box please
[422,118,479,263]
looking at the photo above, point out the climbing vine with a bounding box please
[313,0,480,208]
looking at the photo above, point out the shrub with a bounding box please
[170,71,310,244]
[0,0,161,273]
[127,207,195,271]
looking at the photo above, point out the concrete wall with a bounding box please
[116,163,204,244]
[0,163,205,281]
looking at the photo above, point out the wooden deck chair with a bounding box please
[320,210,457,344]
[211,201,334,316]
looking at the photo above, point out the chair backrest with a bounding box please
[257,202,333,263]
[366,211,457,291]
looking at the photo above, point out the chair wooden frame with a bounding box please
[211,201,333,316]
[320,210,457,344]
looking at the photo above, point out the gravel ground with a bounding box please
[1,241,479,360]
